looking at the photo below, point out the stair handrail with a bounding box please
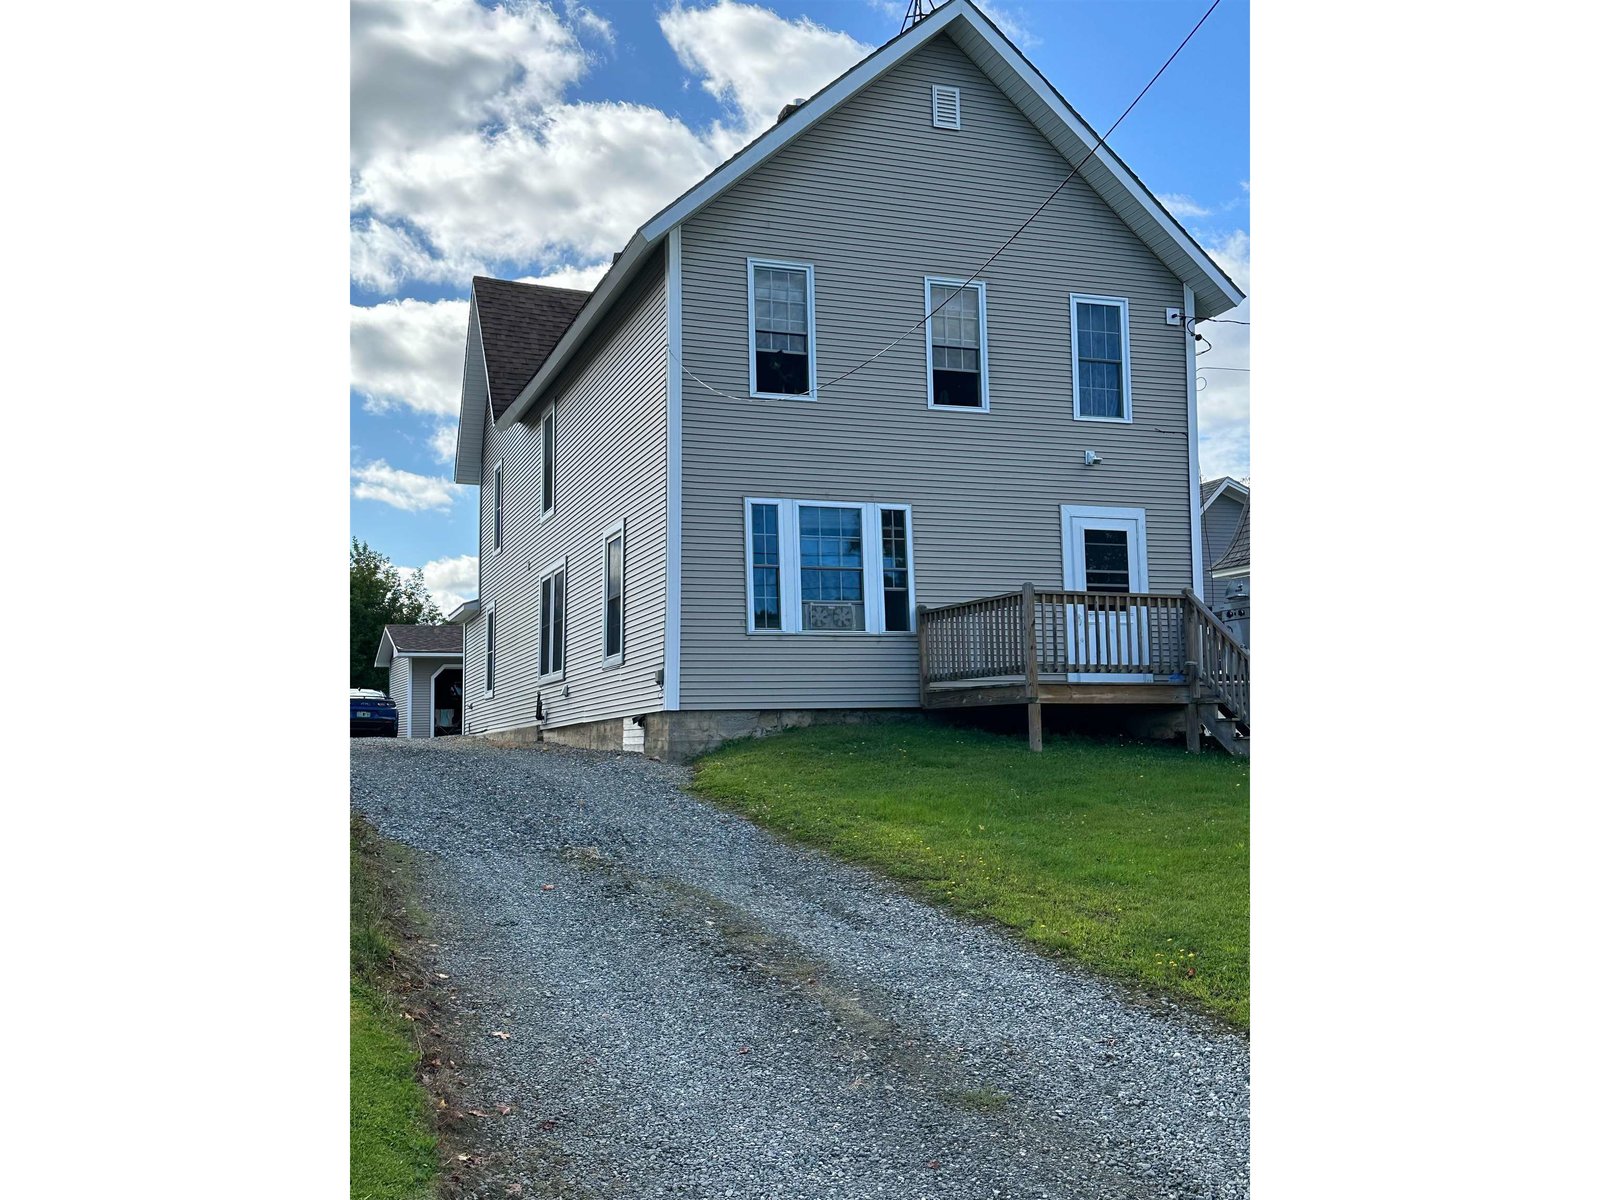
[1182,589,1249,727]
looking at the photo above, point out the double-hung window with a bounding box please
[484,607,497,696]
[492,460,503,553]
[538,559,566,680]
[925,278,988,410]
[602,523,624,666]
[1069,294,1132,422]
[748,259,816,399]
[540,404,556,517]
[744,499,915,634]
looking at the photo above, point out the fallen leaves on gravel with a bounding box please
[490,1030,512,1040]
[540,883,555,891]
[496,1103,513,1115]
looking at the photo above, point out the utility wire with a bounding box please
[808,0,1225,393]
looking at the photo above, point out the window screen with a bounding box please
[604,533,623,661]
[750,503,782,630]
[1083,529,1131,593]
[929,283,983,408]
[881,509,911,632]
[1074,301,1126,419]
[800,506,865,631]
[752,266,811,395]
[540,567,565,675]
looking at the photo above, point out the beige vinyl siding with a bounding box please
[388,660,411,736]
[464,256,669,735]
[676,33,1194,709]
[1201,493,1244,608]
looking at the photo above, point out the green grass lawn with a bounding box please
[351,815,437,1200]
[692,719,1249,1026]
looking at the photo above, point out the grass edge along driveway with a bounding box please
[351,813,438,1200]
[692,720,1249,1027]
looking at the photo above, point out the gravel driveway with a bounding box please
[353,737,1249,1199]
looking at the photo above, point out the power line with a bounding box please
[809,0,1225,394]
[1196,365,1249,372]
[1199,317,1250,326]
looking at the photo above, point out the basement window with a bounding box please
[931,85,961,130]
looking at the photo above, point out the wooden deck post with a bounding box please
[916,604,929,708]
[1021,582,1042,752]
[1182,593,1202,753]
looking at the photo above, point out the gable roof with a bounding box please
[375,624,464,668]
[475,0,1244,437]
[472,277,592,420]
[1201,476,1250,511]
[1212,499,1250,574]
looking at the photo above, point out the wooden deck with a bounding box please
[917,584,1250,754]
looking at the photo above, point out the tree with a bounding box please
[351,539,444,691]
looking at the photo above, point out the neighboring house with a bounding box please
[373,624,464,738]
[1208,497,1250,648]
[1199,476,1249,609]
[449,0,1248,757]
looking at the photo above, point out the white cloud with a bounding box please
[350,0,592,165]
[1196,231,1250,482]
[1159,193,1213,219]
[659,1,870,152]
[429,422,459,466]
[518,261,611,290]
[399,553,479,614]
[350,298,470,417]
[352,460,463,512]
[351,1,876,293]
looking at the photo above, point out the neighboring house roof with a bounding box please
[1212,499,1250,575]
[458,0,1246,455]
[472,277,592,421]
[1200,475,1250,511]
[374,624,465,668]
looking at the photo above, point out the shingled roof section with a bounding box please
[472,277,592,420]
[384,624,464,655]
[1213,499,1250,573]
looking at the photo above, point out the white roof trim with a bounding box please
[1201,476,1250,513]
[454,297,491,485]
[489,0,1242,429]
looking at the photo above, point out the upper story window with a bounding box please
[748,259,816,399]
[538,559,566,680]
[745,499,915,635]
[492,460,504,553]
[1069,294,1132,422]
[925,278,988,410]
[540,404,556,517]
[602,523,624,666]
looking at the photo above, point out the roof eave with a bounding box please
[446,599,481,625]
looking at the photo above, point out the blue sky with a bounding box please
[350,0,1250,612]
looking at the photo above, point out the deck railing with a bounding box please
[919,584,1194,684]
[919,584,1248,711]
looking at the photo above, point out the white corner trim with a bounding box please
[1185,283,1204,595]
[665,227,683,710]
[746,256,818,401]
[924,276,990,411]
[1069,293,1133,424]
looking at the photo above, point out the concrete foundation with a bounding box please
[480,708,920,760]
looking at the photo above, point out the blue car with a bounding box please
[350,688,399,737]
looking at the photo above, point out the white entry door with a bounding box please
[1060,505,1151,682]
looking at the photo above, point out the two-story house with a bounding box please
[447,0,1248,758]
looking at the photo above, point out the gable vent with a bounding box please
[931,85,961,130]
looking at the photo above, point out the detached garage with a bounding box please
[374,625,465,738]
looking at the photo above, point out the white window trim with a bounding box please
[492,459,504,554]
[1068,293,1134,424]
[743,498,916,636]
[601,520,625,669]
[482,601,497,698]
[931,84,961,130]
[924,276,990,412]
[747,257,818,401]
[539,404,556,520]
[1059,504,1149,592]
[537,555,568,683]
